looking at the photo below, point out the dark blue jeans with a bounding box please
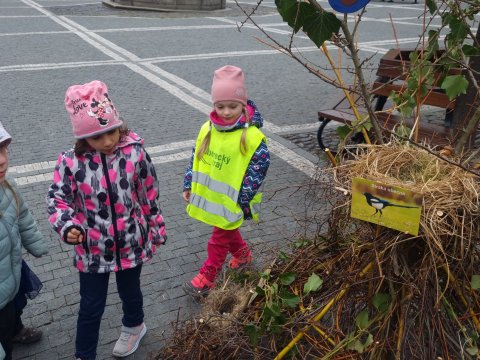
[0,300,15,360]
[75,265,144,360]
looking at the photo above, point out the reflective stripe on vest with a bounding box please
[192,171,239,204]
[187,121,266,230]
[189,193,243,224]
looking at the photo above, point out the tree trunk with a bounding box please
[452,23,480,153]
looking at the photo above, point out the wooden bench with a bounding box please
[371,82,455,110]
[317,107,452,151]
[375,48,461,79]
[372,48,458,124]
[317,48,456,152]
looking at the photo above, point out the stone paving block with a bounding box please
[52,266,74,279]
[30,255,52,267]
[170,237,189,249]
[179,260,201,275]
[29,310,53,328]
[143,294,163,308]
[51,305,75,322]
[50,250,69,261]
[98,328,118,345]
[37,271,54,283]
[171,245,196,258]
[186,242,207,255]
[105,294,122,307]
[10,346,29,360]
[145,281,169,296]
[145,301,173,318]
[52,284,75,298]
[65,292,81,307]
[59,315,76,332]
[19,304,48,326]
[61,272,78,286]
[43,259,64,272]
[45,297,66,312]
[166,285,190,301]
[30,345,60,360]
[22,334,52,358]
[155,249,179,262]
[48,332,72,348]
[164,258,183,270]
[160,299,194,317]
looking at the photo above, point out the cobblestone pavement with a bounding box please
[283,131,324,157]
[0,0,430,358]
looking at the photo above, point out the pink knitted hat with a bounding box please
[65,80,123,139]
[211,65,247,105]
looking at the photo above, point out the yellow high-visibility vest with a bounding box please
[187,121,266,230]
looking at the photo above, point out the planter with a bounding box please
[103,0,226,12]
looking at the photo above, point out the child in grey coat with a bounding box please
[0,122,48,360]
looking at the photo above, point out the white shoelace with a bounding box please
[117,331,133,345]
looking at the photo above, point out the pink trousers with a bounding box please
[199,227,250,282]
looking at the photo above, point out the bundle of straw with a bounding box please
[334,142,480,264]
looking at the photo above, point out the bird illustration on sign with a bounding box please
[351,178,422,235]
[363,192,418,216]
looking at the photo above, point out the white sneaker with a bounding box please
[112,323,147,357]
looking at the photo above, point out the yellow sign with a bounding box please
[351,177,422,235]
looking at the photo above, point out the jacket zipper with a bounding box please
[138,223,147,249]
[82,231,90,255]
[101,154,122,271]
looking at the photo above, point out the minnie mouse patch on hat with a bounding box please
[328,0,370,13]
[65,80,123,139]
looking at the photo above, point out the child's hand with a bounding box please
[66,228,84,244]
[182,190,191,203]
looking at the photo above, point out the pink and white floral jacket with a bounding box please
[46,131,167,273]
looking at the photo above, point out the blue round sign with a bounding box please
[328,0,370,13]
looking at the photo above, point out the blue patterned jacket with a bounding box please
[183,100,270,220]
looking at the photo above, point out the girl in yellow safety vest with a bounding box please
[182,65,270,297]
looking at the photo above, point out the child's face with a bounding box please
[86,128,121,155]
[214,101,244,124]
[0,144,9,182]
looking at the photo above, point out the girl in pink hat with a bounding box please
[182,65,270,297]
[46,80,167,359]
